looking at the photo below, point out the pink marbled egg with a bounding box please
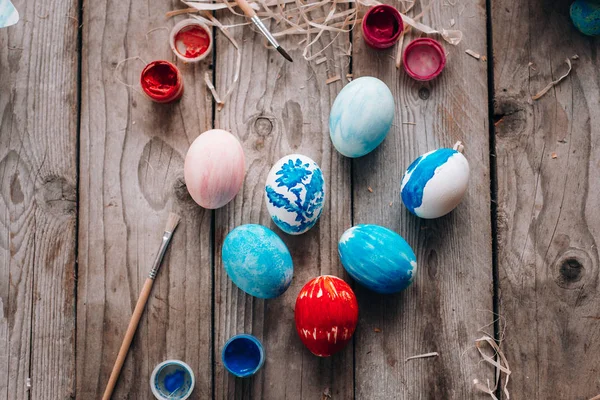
[184,129,246,209]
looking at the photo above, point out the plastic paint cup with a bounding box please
[140,60,184,103]
[361,5,404,49]
[222,334,265,378]
[150,360,195,400]
[169,19,213,63]
[402,38,446,81]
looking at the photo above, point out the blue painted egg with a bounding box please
[338,224,417,294]
[265,154,325,235]
[222,224,293,299]
[401,146,469,219]
[571,0,600,36]
[329,77,395,158]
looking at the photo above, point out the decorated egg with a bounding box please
[184,129,245,209]
[222,224,293,299]
[265,154,325,235]
[571,0,600,36]
[294,275,358,357]
[329,76,394,158]
[339,225,417,294]
[401,143,469,219]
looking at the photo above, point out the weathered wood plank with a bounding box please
[0,0,78,398]
[492,1,600,398]
[77,2,213,398]
[352,0,494,398]
[213,13,353,400]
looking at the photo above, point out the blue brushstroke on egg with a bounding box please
[222,334,265,378]
[222,224,293,299]
[571,0,600,36]
[401,148,456,215]
[265,157,325,234]
[329,76,395,158]
[338,224,417,294]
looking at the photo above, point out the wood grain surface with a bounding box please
[492,0,600,398]
[352,0,494,398]
[212,9,353,400]
[76,1,213,398]
[0,0,78,398]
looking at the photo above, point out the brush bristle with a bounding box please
[165,212,181,233]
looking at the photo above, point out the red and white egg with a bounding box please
[184,129,246,209]
[294,275,358,357]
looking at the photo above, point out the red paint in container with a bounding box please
[361,5,404,49]
[140,61,184,103]
[402,38,446,81]
[170,19,213,63]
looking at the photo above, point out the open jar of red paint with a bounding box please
[402,38,446,81]
[169,19,213,63]
[361,5,404,49]
[140,60,184,103]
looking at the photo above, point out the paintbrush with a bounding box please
[102,213,181,400]
[236,0,293,62]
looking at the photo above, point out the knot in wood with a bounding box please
[254,117,273,136]
[559,258,583,282]
[553,248,591,290]
[36,175,77,216]
[418,87,430,100]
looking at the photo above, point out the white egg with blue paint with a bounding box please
[338,224,417,294]
[222,224,293,299]
[329,76,395,158]
[401,143,470,219]
[265,154,325,235]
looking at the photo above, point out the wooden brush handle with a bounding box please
[102,278,154,400]
[237,0,257,18]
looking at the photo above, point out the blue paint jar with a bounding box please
[222,334,265,378]
[150,360,195,400]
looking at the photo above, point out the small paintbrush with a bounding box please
[236,0,293,62]
[102,212,181,400]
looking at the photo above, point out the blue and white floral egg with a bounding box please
[401,146,469,219]
[222,224,293,299]
[265,154,325,235]
[338,224,417,294]
[329,77,395,158]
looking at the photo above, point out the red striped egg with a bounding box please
[294,275,358,357]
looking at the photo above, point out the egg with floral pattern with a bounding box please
[265,154,326,235]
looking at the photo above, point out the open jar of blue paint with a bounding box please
[222,334,265,378]
[150,360,195,400]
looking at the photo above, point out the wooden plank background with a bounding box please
[1,0,600,398]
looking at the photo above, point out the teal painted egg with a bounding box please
[571,0,600,36]
[222,224,293,299]
[338,225,417,294]
[329,77,395,158]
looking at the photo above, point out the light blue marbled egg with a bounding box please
[571,0,600,36]
[329,77,395,158]
[401,147,469,219]
[265,154,325,235]
[222,224,293,299]
[338,224,417,294]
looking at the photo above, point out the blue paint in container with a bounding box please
[222,334,265,378]
[150,360,195,400]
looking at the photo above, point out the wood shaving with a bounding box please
[481,55,487,62]
[473,335,511,400]
[450,18,455,26]
[572,54,579,60]
[367,186,373,193]
[374,327,381,333]
[346,73,353,81]
[326,75,341,84]
[405,352,439,362]
[589,394,600,400]
[551,152,558,159]
[532,58,573,100]
[321,387,332,400]
[315,57,328,65]
[389,201,393,207]
[465,49,481,60]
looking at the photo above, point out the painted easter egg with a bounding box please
[222,224,293,299]
[265,154,325,235]
[294,275,358,357]
[571,0,600,36]
[339,225,417,294]
[401,146,469,219]
[329,76,395,158]
[184,129,245,209]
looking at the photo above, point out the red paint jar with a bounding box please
[402,38,446,81]
[361,5,404,49]
[169,19,213,63]
[140,60,184,103]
